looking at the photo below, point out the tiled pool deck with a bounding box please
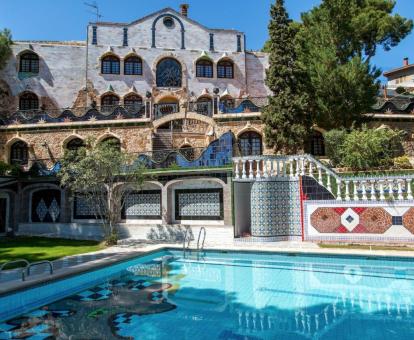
[2,238,414,295]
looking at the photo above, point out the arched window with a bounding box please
[180,144,195,161]
[217,60,234,79]
[124,94,143,110]
[238,131,262,156]
[19,92,39,111]
[309,131,325,156]
[124,56,142,75]
[66,138,84,151]
[100,137,121,151]
[156,58,182,88]
[10,141,29,165]
[220,96,235,111]
[196,59,213,78]
[195,96,212,116]
[19,52,39,73]
[101,94,119,112]
[101,55,120,74]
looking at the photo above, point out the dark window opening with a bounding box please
[217,60,234,79]
[66,138,85,151]
[124,94,143,112]
[239,131,262,156]
[19,92,39,110]
[123,27,128,47]
[196,59,213,78]
[101,55,120,74]
[156,58,182,87]
[10,141,29,165]
[19,52,39,73]
[100,137,121,151]
[124,56,142,75]
[309,131,325,156]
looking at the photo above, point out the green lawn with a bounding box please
[0,237,104,267]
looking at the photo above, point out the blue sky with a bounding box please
[1,0,413,76]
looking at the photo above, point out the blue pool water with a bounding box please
[1,250,414,339]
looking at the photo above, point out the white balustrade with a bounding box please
[232,155,414,202]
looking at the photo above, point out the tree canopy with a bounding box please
[58,139,145,244]
[0,29,12,70]
[295,0,413,129]
[262,0,310,153]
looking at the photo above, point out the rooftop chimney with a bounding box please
[180,4,189,17]
[404,57,409,66]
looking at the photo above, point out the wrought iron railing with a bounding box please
[188,101,213,116]
[153,103,180,119]
[219,97,268,114]
[0,104,147,126]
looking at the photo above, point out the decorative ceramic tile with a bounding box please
[122,191,161,219]
[250,179,301,237]
[360,208,392,233]
[310,207,341,233]
[175,189,223,220]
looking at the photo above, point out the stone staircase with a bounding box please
[152,131,172,151]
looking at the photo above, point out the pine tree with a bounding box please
[262,0,310,154]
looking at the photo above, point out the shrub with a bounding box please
[324,129,347,166]
[393,155,413,169]
[396,86,407,95]
[0,161,10,175]
[339,126,403,170]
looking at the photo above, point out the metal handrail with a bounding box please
[0,259,30,281]
[26,260,54,277]
[197,227,206,251]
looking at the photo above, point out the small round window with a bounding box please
[163,17,174,28]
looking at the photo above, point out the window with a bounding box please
[101,94,119,112]
[124,56,142,75]
[309,131,325,156]
[217,60,234,79]
[19,92,39,111]
[180,144,195,161]
[123,27,128,47]
[19,52,39,73]
[100,137,121,151]
[163,17,174,28]
[156,58,182,87]
[101,55,120,74]
[66,138,84,151]
[124,94,143,110]
[239,131,262,156]
[196,59,213,78]
[10,141,29,165]
[92,26,97,45]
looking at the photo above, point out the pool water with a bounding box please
[1,250,414,339]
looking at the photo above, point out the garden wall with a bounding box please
[304,200,414,243]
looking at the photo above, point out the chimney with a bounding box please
[180,4,189,17]
[404,57,409,66]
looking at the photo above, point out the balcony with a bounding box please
[0,97,268,127]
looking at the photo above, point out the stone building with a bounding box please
[0,5,271,238]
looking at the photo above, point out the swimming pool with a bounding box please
[0,249,413,339]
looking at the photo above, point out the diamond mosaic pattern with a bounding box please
[35,199,48,222]
[175,189,223,220]
[251,180,301,237]
[311,207,402,234]
[48,198,60,222]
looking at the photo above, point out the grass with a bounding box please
[319,243,414,252]
[0,236,105,267]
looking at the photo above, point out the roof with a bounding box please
[372,93,414,114]
[14,40,86,47]
[383,64,414,77]
[92,7,244,34]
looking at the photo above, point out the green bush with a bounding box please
[324,129,347,166]
[339,126,403,170]
[393,155,413,169]
[0,161,10,176]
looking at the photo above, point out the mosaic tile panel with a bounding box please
[310,206,407,234]
[175,189,223,220]
[402,208,414,234]
[31,189,61,223]
[73,195,106,219]
[250,179,301,237]
[122,191,161,219]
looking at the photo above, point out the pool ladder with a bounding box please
[182,227,207,257]
[0,259,54,281]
